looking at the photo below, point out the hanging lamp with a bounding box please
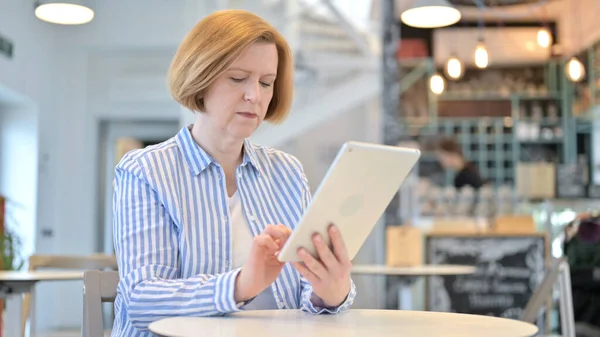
[35,0,94,25]
[401,0,461,29]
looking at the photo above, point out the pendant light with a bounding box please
[565,0,585,82]
[566,57,585,82]
[401,0,461,29]
[473,14,488,69]
[445,55,464,80]
[537,7,552,49]
[35,1,94,25]
[474,39,489,69]
[536,27,552,48]
[429,74,445,95]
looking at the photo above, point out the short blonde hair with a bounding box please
[168,10,294,124]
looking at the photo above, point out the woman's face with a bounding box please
[437,150,458,170]
[200,42,278,140]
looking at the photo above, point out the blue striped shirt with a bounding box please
[111,126,356,337]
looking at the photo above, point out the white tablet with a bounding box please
[277,141,421,262]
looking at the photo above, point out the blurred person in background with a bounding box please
[111,9,355,337]
[436,137,485,190]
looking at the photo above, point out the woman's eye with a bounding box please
[230,77,245,83]
[260,82,272,88]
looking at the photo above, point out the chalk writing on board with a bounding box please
[426,235,546,320]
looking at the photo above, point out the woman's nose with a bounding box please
[244,81,261,104]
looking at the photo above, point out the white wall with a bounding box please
[0,103,38,264]
[0,1,67,331]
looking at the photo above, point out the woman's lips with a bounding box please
[237,112,257,119]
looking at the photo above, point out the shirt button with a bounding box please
[217,174,222,180]
[223,216,228,222]
[248,215,256,222]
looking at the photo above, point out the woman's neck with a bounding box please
[190,121,243,173]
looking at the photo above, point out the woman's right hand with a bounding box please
[234,224,292,302]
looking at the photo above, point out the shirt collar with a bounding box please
[176,125,261,176]
[241,138,261,172]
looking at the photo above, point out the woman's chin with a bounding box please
[229,125,259,139]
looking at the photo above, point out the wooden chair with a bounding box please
[521,257,575,337]
[20,254,117,337]
[82,270,120,337]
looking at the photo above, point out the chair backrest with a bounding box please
[521,257,563,324]
[521,257,576,337]
[82,270,120,337]
[21,254,118,337]
[29,254,118,271]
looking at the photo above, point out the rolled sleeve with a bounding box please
[300,278,356,314]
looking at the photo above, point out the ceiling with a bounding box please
[448,0,545,6]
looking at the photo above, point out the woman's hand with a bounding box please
[291,224,352,308]
[234,224,291,303]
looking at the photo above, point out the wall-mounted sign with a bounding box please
[0,33,14,59]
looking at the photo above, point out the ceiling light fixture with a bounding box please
[401,0,462,29]
[537,27,552,48]
[445,55,464,80]
[429,74,445,95]
[474,39,489,69]
[566,57,585,82]
[35,1,94,25]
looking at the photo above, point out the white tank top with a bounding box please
[228,191,278,310]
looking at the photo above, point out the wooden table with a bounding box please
[351,264,476,310]
[149,309,539,337]
[0,271,84,337]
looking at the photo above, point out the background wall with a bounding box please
[0,103,38,260]
[3,0,599,332]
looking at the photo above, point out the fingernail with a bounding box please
[330,225,337,233]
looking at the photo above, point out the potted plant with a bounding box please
[0,227,25,271]
[0,196,25,337]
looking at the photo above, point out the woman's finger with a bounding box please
[297,248,327,280]
[292,261,319,285]
[312,233,339,271]
[254,233,279,252]
[329,224,350,265]
[265,224,292,244]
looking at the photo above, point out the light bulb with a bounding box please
[537,28,552,48]
[429,74,445,95]
[35,3,94,25]
[475,41,489,69]
[445,56,463,80]
[400,0,461,29]
[566,57,585,82]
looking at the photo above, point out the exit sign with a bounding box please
[0,34,13,59]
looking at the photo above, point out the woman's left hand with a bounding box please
[291,224,352,308]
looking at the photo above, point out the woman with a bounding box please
[436,137,484,190]
[111,9,355,337]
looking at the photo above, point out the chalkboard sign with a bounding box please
[556,163,586,198]
[425,233,548,320]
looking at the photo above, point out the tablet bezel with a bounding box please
[277,141,421,263]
